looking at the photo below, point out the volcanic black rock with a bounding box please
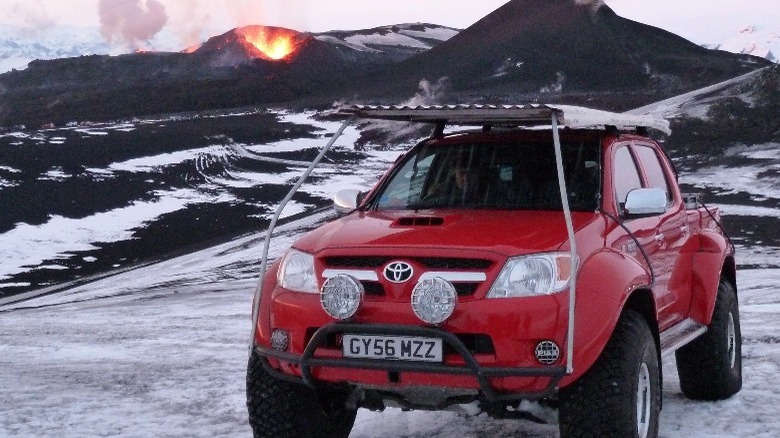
[358,0,772,108]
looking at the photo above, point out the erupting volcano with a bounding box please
[194,25,311,66]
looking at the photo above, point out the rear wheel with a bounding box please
[676,278,742,400]
[559,310,661,438]
[246,351,357,438]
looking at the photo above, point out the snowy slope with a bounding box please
[0,111,394,292]
[706,25,779,62]
[627,67,767,119]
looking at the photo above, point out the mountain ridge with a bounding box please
[0,0,773,127]
[362,0,769,100]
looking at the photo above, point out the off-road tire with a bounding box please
[559,310,661,438]
[246,351,357,438]
[675,278,742,400]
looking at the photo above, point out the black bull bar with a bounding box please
[254,322,567,402]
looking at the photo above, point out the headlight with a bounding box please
[277,249,317,293]
[487,253,571,298]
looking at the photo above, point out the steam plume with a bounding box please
[352,78,451,149]
[573,0,605,11]
[402,78,451,107]
[98,0,169,48]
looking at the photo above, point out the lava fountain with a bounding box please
[237,26,306,60]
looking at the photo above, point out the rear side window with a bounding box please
[613,146,642,206]
[635,145,672,204]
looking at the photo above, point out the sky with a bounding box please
[0,0,778,48]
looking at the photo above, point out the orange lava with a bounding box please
[240,27,300,60]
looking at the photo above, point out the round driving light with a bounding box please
[271,329,289,351]
[320,274,364,320]
[535,341,560,365]
[411,277,457,324]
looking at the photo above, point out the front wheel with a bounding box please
[559,310,661,438]
[675,278,742,400]
[246,351,357,438]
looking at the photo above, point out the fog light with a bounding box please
[411,277,457,324]
[320,274,363,320]
[271,329,289,351]
[535,341,560,365]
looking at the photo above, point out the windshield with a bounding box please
[373,139,600,211]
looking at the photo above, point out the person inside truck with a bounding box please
[452,158,485,203]
[423,151,491,206]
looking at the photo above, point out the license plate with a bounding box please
[342,334,443,362]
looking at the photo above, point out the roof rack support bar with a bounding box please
[249,115,356,354]
[432,121,446,138]
[551,113,578,375]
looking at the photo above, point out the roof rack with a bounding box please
[337,104,671,135]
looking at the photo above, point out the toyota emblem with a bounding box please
[384,261,414,283]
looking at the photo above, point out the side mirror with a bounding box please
[624,188,667,217]
[333,189,363,215]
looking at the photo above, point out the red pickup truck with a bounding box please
[246,105,741,438]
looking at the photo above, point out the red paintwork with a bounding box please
[252,130,734,398]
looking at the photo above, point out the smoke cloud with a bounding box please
[9,0,54,30]
[163,0,310,50]
[98,0,169,49]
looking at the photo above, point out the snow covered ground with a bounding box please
[1,110,779,436]
[0,225,777,437]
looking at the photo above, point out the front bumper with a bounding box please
[254,322,567,402]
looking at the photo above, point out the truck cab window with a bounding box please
[613,146,642,211]
[635,145,673,205]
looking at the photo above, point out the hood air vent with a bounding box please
[397,217,445,226]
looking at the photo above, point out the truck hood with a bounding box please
[294,209,598,257]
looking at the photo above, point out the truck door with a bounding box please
[607,144,663,309]
[633,143,691,329]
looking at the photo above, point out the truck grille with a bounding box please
[324,256,492,270]
[321,256,493,298]
[358,281,479,297]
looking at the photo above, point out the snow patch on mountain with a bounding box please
[706,25,779,62]
[315,23,458,52]
[0,25,107,72]
[0,25,186,73]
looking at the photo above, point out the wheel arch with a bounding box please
[562,249,653,386]
[689,230,736,325]
[254,259,282,347]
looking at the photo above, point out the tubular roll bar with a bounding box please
[551,114,578,374]
[249,115,355,350]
